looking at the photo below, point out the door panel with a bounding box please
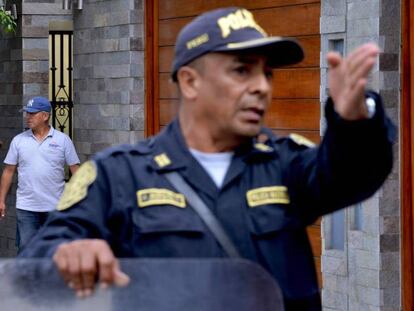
[158,4,320,46]
[159,0,320,19]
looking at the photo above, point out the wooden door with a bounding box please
[401,0,414,309]
[145,0,322,286]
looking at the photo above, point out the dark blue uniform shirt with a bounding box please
[21,93,395,311]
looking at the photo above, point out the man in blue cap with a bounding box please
[0,96,80,251]
[21,8,395,310]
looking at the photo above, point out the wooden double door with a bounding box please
[145,0,322,286]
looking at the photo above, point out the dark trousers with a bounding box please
[16,209,50,251]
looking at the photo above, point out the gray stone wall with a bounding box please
[0,28,21,256]
[73,0,145,163]
[0,0,72,256]
[0,0,146,255]
[320,1,401,310]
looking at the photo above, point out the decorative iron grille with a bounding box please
[49,31,73,138]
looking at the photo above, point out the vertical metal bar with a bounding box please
[59,33,65,91]
[68,33,73,138]
[68,34,72,103]
[51,33,56,129]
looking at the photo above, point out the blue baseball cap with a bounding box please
[171,7,304,81]
[22,97,52,113]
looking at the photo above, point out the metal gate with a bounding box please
[49,31,73,138]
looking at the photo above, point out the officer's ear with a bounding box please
[176,66,201,100]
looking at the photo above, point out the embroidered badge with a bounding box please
[186,33,209,49]
[246,186,290,207]
[137,188,186,208]
[154,153,171,168]
[254,143,273,152]
[217,8,267,39]
[289,133,316,148]
[56,161,97,211]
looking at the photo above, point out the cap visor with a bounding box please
[215,37,304,67]
[21,107,40,113]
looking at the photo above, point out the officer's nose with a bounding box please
[249,70,272,97]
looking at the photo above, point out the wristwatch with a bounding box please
[366,97,376,118]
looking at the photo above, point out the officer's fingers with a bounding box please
[346,44,379,78]
[53,243,72,285]
[78,248,99,297]
[347,56,376,91]
[65,244,84,292]
[348,79,368,108]
[93,240,117,287]
[337,79,368,120]
[326,51,342,69]
[113,261,130,287]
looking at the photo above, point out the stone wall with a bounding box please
[0,25,22,257]
[320,1,401,310]
[72,0,145,163]
[0,0,71,256]
[0,0,146,256]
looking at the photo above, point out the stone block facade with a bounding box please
[320,1,401,310]
[0,0,146,255]
[73,0,145,162]
[0,18,22,257]
[0,0,71,256]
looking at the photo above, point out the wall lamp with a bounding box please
[62,0,83,10]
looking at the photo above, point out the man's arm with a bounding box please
[0,164,17,218]
[284,43,395,223]
[69,164,79,175]
[64,135,80,173]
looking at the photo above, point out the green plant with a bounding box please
[0,7,16,34]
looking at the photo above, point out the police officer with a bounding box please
[21,7,395,311]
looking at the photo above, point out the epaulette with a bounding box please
[288,133,316,148]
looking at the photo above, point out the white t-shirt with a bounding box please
[190,148,233,188]
[4,127,80,212]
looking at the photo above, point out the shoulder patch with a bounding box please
[254,143,274,152]
[56,161,97,211]
[289,133,316,148]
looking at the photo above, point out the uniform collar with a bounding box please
[150,119,277,193]
[150,119,219,196]
[149,119,190,172]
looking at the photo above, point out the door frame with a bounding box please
[401,0,414,309]
[144,0,159,137]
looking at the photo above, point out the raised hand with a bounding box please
[327,43,380,120]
